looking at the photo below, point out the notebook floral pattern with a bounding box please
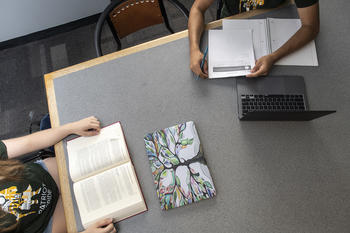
[144,121,216,210]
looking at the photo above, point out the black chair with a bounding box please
[95,0,189,57]
[18,149,55,163]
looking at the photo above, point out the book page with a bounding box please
[73,162,147,229]
[268,18,318,66]
[223,19,269,60]
[67,122,130,182]
[208,29,256,78]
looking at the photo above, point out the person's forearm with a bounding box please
[4,116,100,159]
[25,123,75,152]
[4,123,74,158]
[270,23,319,62]
[188,6,205,55]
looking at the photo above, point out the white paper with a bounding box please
[268,18,318,66]
[223,19,269,60]
[208,29,256,79]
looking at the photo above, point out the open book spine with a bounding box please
[102,121,148,218]
[117,122,148,215]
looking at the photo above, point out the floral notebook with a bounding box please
[144,121,216,210]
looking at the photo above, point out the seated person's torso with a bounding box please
[221,0,317,18]
[0,141,59,233]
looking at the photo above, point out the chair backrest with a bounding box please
[18,150,55,163]
[95,0,189,57]
[109,0,165,39]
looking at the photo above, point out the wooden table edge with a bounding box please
[44,75,78,233]
[44,2,293,232]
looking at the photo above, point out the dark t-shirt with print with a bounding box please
[222,0,319,18]
[0,141,59,233]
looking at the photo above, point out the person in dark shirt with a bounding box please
[0,116,116,233]
[188,0,319,78]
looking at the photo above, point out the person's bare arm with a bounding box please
[188,0,215,78]
[3,116,100,159]
[247,3,320,77]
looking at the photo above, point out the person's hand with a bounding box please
[190,49,208,79]
[82,218,117,233]
[69,116,101,137]
[246,54,276,78]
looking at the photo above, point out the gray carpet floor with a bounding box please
[0,0,216,139]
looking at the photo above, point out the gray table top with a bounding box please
[51,2,350,233]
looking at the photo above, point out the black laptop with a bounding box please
[236,75,336,121]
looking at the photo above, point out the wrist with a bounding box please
[190,44,200,55]
[269,52,280,63]
[61,122,75,136]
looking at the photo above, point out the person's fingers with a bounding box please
[192,64,208,79]
[82,129,100,136]
[192,64,201,75]
[79,117,99,130]
[89,119,100,127]
[190,55,203,74]
[246,68,264,78]
[198,70,208,79]
[203,60,208,74]
[90,116,98,121]
[89,119,99,126]
[190,51,209,79]
[88,122,100,130]
[199,60,208,78]
[246,73,257,78]
[85,116,98,125]
[95,218,113,228]
[101,223,116,233]
[251,69,268,77]
[86,116,96,121]
[250,65,259,73]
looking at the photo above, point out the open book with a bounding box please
[222,18,318,66]
[144,121,216,210]
[66,122,147,229]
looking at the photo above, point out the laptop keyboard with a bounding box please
[241,94,306,114]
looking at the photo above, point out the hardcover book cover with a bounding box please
[144,121,216,210]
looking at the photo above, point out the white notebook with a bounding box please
[208,29,255,79]
[223,18,318,66]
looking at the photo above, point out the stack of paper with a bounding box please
[208,29,255,78]
[208,18,318,79]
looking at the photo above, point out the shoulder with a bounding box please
[294,0,319,8]
[0,140,8,160]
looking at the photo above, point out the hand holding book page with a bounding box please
[67,122,147,229]
[208,29,255,79]
[144,121,216,210]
